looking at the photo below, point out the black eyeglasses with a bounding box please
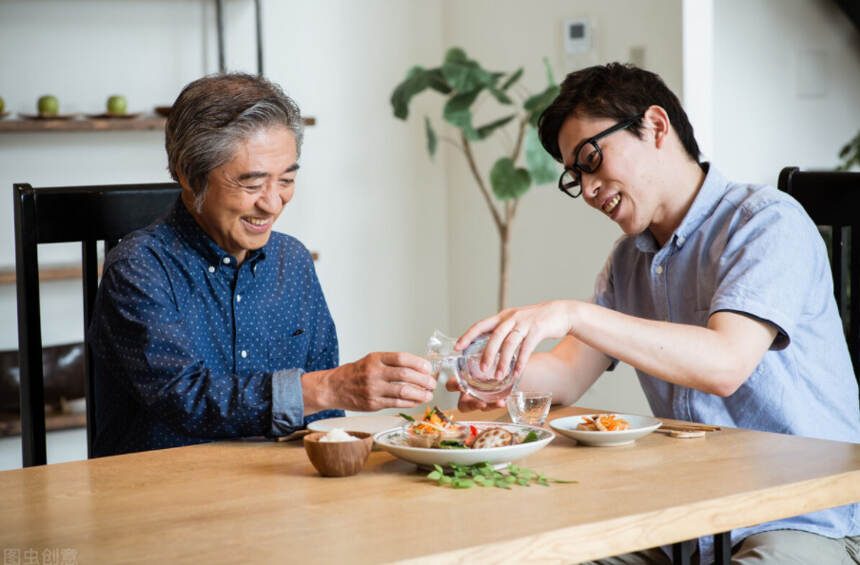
[558,113,644,198]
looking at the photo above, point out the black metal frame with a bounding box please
[669,532,730,565]
[778,166,860,395]
[14,182,181,467]
[557,113,643,198]
[215,0,264,76]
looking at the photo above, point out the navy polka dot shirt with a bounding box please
[88,198,342,456]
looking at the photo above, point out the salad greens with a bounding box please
[426,462,576,489]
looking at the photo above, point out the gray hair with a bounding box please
[165,72,304,211]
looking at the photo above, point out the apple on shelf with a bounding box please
[107,95,127,115]
[38,95,59,117]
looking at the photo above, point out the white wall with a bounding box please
[1,0,857,469]
[440,0,684,415]
[713,0,860,184]
[0,0,449,357]
[0,0,449,468]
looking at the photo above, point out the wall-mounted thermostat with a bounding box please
[564,19,591,54]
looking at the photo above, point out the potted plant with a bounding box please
[390,47,559,310]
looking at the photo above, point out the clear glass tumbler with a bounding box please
[505,391,552,426]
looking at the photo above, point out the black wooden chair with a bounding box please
[777,166,860,399]
[14,182,181,467]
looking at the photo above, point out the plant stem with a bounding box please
[511,117,528,163]
[499,224,510,310]
[440,136,464,153]
[461,131,503,233]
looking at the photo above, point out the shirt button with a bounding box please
[655,265,664,275]
[223,257,231,265]
[236,294,242,302]
[677,236,686,245]
[241,350,248,358]
[208,266,215,273]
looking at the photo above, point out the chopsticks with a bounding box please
[655,421,721,439]
[659,421,721,432]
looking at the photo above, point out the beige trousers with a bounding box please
[581,530,860,565]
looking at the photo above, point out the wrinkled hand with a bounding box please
[327,352,436,411]
[455,300,575,380]
[444,377,505,412]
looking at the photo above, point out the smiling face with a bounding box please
[184,127,298,264]
[557,112,664,237]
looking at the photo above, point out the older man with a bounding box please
[89,73,435,457]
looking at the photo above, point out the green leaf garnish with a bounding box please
[425,462,574,490]
[439,440,467,449]
[398,412,415,422]
[521,431,540,444]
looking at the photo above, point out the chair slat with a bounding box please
[778,167,860,404]
[13,182,181,467]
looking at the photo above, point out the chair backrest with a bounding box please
[13,182,181,467]
[777,166,860,400]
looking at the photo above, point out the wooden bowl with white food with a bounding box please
[303,430,373,477]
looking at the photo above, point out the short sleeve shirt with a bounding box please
[593,164,860,560]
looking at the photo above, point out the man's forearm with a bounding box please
[518,338,609,406]
[567,302,776,396]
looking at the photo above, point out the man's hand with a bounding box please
[455,300,576,379]
[444,377,505,412]
[305,352,436,412]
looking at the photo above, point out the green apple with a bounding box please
[106,94,127,115]
[37,95,59,116]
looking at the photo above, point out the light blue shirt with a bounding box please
[593,164,860,561]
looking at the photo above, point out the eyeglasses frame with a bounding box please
[558,113,644,199]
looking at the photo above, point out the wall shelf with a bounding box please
[0,251,319,285]
[0,116,316,134]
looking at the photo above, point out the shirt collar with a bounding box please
[167,198,267,269]
[634,162,726,252]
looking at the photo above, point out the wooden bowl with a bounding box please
[303,431,373,477]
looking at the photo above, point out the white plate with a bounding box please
[549,413,662,446]
[373,422,554,468]
[307,414,405,435]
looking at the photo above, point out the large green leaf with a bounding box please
[474,114,516,140]
[425,116,437,158]
[490,157,532,201]
[443,89,481,138]
[390,65,431,120]
[524,127,557,185]
[523,84,560,127]
[442,59,496,93]
[444,46,468,63]
[426,68,453,94]
[501,67,524,91]
[487,85,513,105]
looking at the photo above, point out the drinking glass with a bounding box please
[505,391,552,426]
[426,330,521,403]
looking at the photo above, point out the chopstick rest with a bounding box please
[655,428,706,439]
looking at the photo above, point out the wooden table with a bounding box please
[2,406,859,564]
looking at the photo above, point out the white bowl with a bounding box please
[549,413,662,446]
[373,422,554,468]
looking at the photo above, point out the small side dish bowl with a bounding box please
[303,431,373,477]
[549,414,662,447]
